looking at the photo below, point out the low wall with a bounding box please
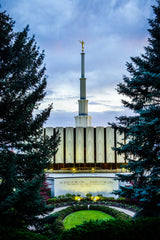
[47,173,119,198]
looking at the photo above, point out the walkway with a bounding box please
[50,205,135,217]
[109,206,135,217]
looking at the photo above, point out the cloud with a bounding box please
[9,0,75,35]
[2,0,157,127]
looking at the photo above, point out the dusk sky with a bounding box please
[1,0,156,127]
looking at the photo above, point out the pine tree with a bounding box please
[0,11,60,227]
[110,0,160,217]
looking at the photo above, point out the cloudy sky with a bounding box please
[1,0,156,127]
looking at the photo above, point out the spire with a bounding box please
[75,41,92,127]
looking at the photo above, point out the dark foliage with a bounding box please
[110,0,160,217]
[0,11,60,228]
[59,218,160,240]
[0,225,49,240]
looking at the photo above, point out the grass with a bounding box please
[63,210,114,229]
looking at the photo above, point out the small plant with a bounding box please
[86,193,92,199]
[40,176,51,202]
[65,193,75,199]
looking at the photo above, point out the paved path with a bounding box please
[109,206,135,217]
[50,206,69,214]
[50,205,135,217]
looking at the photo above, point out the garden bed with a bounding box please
[47,194,140,213]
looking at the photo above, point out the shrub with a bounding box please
[59,217,160,240]
[0,225,48,240]
[47,198,59,204]
[53,205,88,235]
[86,193,92,198]
[89,205,131,220]
[65,193,75,199]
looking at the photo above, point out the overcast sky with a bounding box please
[1,0,156,127]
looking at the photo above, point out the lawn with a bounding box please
[63,210,114,229]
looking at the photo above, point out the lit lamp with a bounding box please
[91,196,100,202]
[75,196,81,201]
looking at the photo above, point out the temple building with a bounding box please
[44,42,126,173]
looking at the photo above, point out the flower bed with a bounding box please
[47,194,140,212]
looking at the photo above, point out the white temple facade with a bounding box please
[45,126,125,167]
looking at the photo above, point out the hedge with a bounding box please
[51,204,131,237]
[0,225,48,240]
[53,205,88,235]
[58,217,160,240]
[89,204,131,220]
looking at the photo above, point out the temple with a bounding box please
[44,42,126,173]
[45,43,126,197]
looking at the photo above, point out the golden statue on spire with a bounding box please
[79,40,84,52]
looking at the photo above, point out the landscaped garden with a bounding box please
[40,203,160,240]
[40,202,132,239]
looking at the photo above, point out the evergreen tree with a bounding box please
[0,11,60,227]
[111,0,160,217]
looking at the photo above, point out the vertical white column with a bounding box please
[76,127,84,163]
[106,127,115,163]
[116,131,125,163]
[55,127,64,164]
[96,127,104,163]
[65,127,74,163]
[86,127,94,163]
[45,127,54,163]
